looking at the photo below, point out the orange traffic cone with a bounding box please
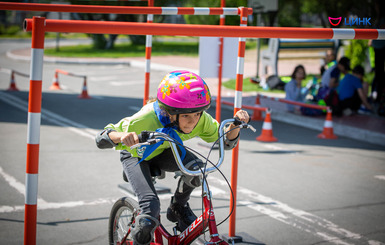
[317,109,337,139]
[50,72,61,90]
[251,94,263,121]
[7,72,19,91]
[78,77,91,99]
[256,109,278,142]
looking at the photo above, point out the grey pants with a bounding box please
[120,148,202,218]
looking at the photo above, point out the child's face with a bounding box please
[172,112,201,134]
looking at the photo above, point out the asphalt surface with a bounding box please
[1,39,385,245]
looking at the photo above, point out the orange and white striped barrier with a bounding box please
[318,108,338,139]
[256,109,278,142]
[24,16,45,245]
[0,3,252,16]
[143,0,154,105]
[24,19,385,40]
[229,7,248,238]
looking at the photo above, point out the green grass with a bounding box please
[43,38,258,58]
[223,77,285,93]
[44,41,200,57]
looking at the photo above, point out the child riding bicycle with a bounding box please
[95,70,249,245]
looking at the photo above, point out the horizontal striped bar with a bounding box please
[27,112,41,144]
[24,19,385,40]
[161,7,177,15]
[25,173,39,205]
[194,8,210,15]
[30,49,44,81]
[332,29,355,39]
[1,3,252,15]
[223,8,238,15]
[379,30,385,40]
[234,90,242,109]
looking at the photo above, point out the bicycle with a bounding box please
[108,118,256,245]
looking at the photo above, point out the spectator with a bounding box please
[285,65,309,112]
[318,57,350,100]
[338,65,373,115]
[320,49,337,76]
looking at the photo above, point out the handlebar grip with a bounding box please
[138,131,153,143]
[233,117,243,126]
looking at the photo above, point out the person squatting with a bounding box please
[95,70,250,245]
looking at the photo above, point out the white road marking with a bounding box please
[374,175,385,181]
[0,91,98,140]
[208,176,380,245]
[0,166,116,213]
[110,81,145,86]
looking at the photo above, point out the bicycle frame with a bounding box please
[118,119,255,245]
[153,177,228,245]
[118,177,227,245]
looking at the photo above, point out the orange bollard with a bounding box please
[251,94,263,121]
[7,71,19,91]
[78,77,91,99]
[49,71,61,90]
[256,109,278,142]
[317,108,337,139]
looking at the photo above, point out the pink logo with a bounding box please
[328,17,342,26]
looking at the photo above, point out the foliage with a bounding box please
[183,0,247,26]
[345,40,369,69]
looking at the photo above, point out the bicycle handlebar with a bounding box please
[130,118,256,176]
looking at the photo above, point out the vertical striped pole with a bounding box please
[215,0,226,122]
[229,7,248,238]
[143,0,154,105]
[24,16,45,245]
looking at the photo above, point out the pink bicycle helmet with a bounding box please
[157,70,211,115]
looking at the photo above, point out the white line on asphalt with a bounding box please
[0,166,116,213]
[110,81,145,86]
[0,91,98,140]
[261,144,284,151]
[208,176,380,245]
[374,175,385,181]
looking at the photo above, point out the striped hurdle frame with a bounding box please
[25,16,45,245]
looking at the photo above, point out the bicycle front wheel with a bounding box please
[109,196,140,245]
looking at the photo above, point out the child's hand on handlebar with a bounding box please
[120,132,140,147]
[234,110,250,125]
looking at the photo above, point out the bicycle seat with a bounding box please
[122,165,165,183]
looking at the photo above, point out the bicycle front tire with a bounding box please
[108,196,140,245]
